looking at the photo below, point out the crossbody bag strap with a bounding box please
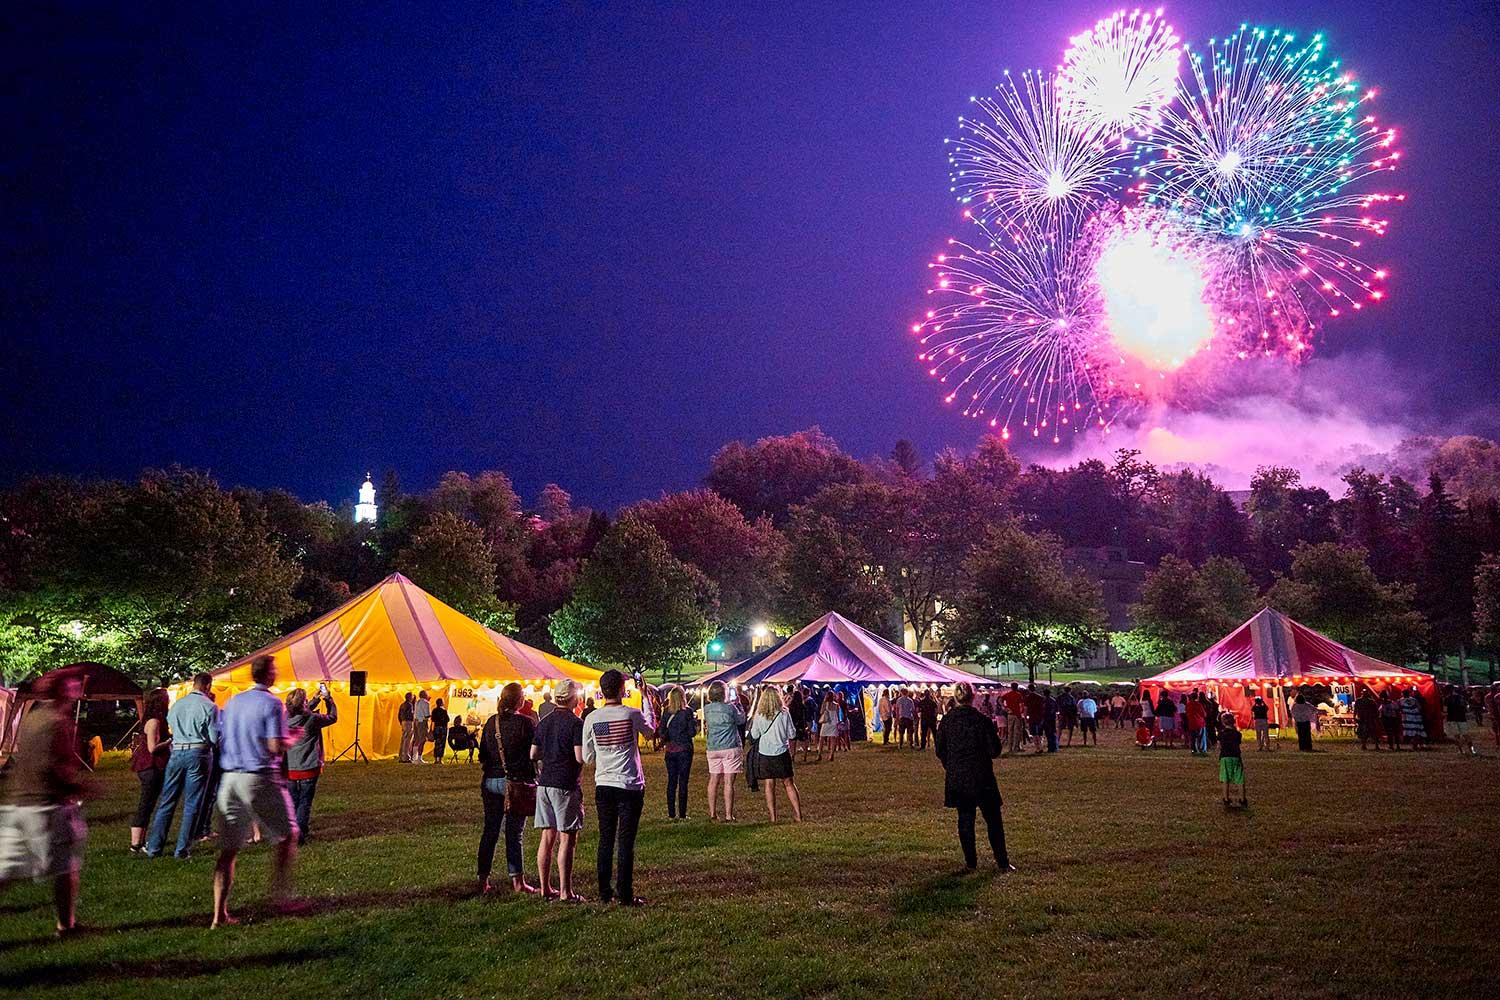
[490,715,507,778]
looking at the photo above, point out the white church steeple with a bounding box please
[355,474,378,524]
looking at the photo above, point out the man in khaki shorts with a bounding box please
[212,654,303,927]
[531,679,587,902]
[0,666,92,936]
[1443,684,1475,756]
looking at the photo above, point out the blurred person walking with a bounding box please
[212,655,302,928]
[0,667,93,936]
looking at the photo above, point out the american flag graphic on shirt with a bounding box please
[592,718,636,747]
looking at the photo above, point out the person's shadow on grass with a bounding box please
[890,868,996,916]
[7,946,334,986]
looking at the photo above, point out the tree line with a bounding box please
[5,427,1500,685]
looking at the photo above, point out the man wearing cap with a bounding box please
[0,667,93,936]
[531,679,586,901]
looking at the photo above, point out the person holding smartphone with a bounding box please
[284,683,337,846]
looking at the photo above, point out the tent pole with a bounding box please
[72,698,93,772]
[113,716,143,751]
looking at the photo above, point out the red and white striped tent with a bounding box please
[1140,607,1441,730]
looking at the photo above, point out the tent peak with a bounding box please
[1144,604,1417,685]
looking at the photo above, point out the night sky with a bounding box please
[6,2,1498,510]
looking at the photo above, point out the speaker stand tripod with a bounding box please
[332,693,369,763]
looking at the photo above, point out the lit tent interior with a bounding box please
[1140,607,1442,732]
[171,573,603,760]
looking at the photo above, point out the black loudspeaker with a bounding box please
[348,671,367,697]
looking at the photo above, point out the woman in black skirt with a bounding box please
[934,682,1013,872]
[749,687,802,823]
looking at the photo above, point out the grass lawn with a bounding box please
[3,725,1497,999]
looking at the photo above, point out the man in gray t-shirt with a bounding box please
[895,690,917,749]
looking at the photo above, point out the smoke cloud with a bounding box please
[1050,352,1433,490]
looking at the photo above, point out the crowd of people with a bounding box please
[874,682,1107,755]
[4,662,1499,936]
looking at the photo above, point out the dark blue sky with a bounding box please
[6,2,1498,510]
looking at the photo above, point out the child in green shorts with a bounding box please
[1217,711,1247,808]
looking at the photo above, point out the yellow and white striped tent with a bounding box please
[175,573,603,760]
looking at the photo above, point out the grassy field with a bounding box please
[3,725,1497,999]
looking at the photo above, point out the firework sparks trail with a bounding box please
[1058,8,1182,136]
[948,70,1124,230]
[1132,25,1401,351]
[915,14,1403,441]
[914,217,1116,443]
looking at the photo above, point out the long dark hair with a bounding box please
[144,688,169,721]
[498,682,524,715]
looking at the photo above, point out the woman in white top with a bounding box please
[749,687,802,823]
[817,692,842,763]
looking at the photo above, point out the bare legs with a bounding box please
[782,778,801,822]
[537,828,556,897]
[212,850,238,928]
[51,872,78,933]
[270,839,295,902]
[213,838,296,928]
[762,778,802,823]
[707,773,737,820]
[536,828,579,900]
[557,831,577,898]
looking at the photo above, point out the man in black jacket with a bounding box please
[934,682,1014,873]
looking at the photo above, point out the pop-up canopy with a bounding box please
[1141,608,1441,730]
[175,573,602,759]
[699,612,989,688]
[2,662,145,757]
